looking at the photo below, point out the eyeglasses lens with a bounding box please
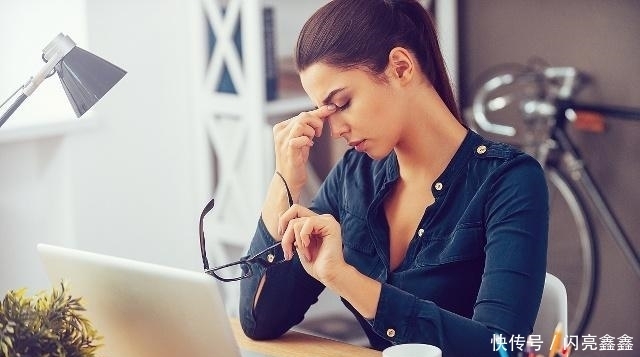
[212,262,251,281]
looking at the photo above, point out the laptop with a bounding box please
[37,243,267,357]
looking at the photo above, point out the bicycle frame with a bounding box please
[551,100,640,277]
[470,64,640,277]
[468,63,640,335]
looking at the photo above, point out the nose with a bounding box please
[327,115,349,139]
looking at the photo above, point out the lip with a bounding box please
[349,139,366,152]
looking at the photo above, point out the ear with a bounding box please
[386,47,415,84]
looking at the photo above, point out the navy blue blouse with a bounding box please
[240,130,548,356]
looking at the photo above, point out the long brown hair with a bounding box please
[295,0,461,123]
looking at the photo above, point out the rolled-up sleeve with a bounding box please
[239,217,325,340]
[239,160,345,340]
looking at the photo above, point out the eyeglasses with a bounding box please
[199,198,287,282]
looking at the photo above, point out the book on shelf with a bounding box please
[209,6,279,101]
[263,6,278,101]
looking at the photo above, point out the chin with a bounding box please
[365,147,394,161]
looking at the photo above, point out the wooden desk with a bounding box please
[230,319,382,357]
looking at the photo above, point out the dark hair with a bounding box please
[295,0,461,123]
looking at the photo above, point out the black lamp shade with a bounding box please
[55,46,126,117]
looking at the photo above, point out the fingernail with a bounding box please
[326,104,337,111]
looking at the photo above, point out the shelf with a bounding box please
[0,116,98,144]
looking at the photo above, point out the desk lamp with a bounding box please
[0,33,126,128]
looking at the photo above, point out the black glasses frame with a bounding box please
[199,198,287,282]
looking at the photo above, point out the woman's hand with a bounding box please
[278,204,347,285]
[273,105,337,196]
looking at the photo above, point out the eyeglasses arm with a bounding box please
[199,198,216,270]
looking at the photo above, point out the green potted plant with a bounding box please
[0,281,102,357]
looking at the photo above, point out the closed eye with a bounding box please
[335,100,351,111]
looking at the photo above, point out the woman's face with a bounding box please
[300,62,407,160]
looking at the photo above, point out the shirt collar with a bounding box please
[382,129,484,197]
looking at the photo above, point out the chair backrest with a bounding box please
[533,273,568,350]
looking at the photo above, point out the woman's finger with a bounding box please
[289,121,318,141]
[287,136,314,150]
[281,220,296,260]
[306,104,337,136]
[278,204,317,236]
[282,105,336,138]
[292,220,311,262]
[310,104,338,119]
[281,217,312,261]
[299,218,316,249]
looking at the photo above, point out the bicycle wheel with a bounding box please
[545,167,598,336]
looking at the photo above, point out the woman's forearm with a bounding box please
[261,173,301,239]
[254,173,302,307]
[325,264,382,319]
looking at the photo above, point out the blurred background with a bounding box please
[0,1,637,356]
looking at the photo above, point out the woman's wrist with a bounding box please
[319,260,351,289]
[325,264,381,320]
[275,171,294,206]
[260,172,299,239]
[273,170,304,203]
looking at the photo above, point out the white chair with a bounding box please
[533,273,568,350]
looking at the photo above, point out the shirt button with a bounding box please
[418,228,425,237]
[476,145,487,154]
[386,328,396,338]
[434,182,443,191]
[267,253,275,263]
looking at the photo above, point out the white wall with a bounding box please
[69,0,201,267]
[1,0,203,294]
[0,137,76,293]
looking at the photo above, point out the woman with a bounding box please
[239,0,548,356]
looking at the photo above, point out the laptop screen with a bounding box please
[38,243,257,357]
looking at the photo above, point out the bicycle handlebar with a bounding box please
[471,73,518,136]
[470,65,583,137]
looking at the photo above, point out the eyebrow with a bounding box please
[316,87,347,109]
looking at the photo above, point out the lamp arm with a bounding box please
[0,60,58,128]
[22,54,63,96]
[0,34,76,128]
[0,59,60,128]
[0,93,28,128]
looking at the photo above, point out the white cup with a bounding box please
[382,343,442,357]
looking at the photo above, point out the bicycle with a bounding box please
[466,61,640,337]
